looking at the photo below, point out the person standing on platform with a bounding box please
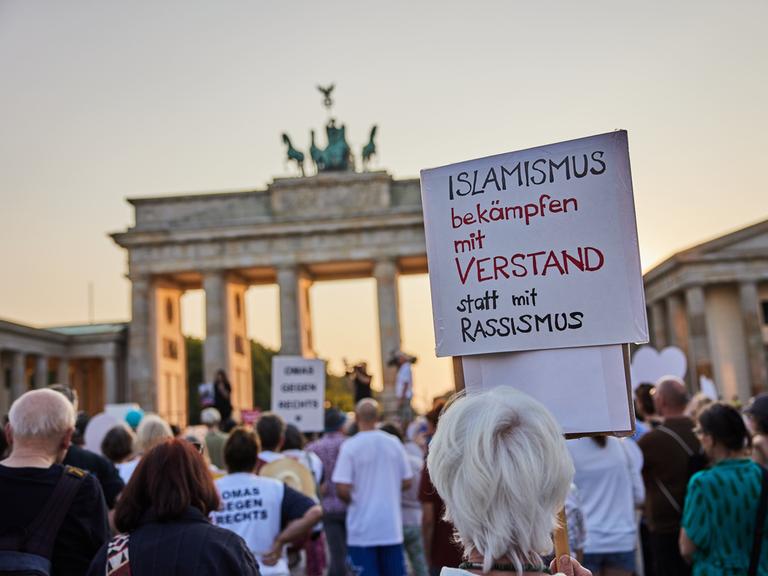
[349,363,374,404]
[332,399,413,576]
[307,408,349,576]
[214,369,233,425]
[391,351,416,425]
[638,376,702,576]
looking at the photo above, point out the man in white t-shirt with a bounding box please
[212,427,322,576]
[332,398,413,576]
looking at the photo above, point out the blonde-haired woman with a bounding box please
[116,414,173,483]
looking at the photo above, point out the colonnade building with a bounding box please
[644,218,768,402]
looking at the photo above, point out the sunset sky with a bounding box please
[1,0,766,411]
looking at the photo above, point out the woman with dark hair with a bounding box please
[679,402,767,574]
[86,439,259,575]
[101,425,135,465]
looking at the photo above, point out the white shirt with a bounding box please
[259,450,285,463]
[401,451,423,527]
[117,458,139,483]
[395,362,413,400]
[566,437,645,553]
[283,448,323,485]
[332,429,413,546]
[212,473,289,576]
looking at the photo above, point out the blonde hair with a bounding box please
[427,387,573,574]
[135,414,173,454]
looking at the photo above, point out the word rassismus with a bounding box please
[460,311,584,343]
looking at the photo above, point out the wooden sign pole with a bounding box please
[553,507,570,571]
[452,356,465,392]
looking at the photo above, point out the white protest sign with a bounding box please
[420,131,648,357]
[462,344,634,436]
[271,356,325,432]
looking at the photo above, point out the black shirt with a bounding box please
[86,508,260,576]
[0,463,109,575]
[64,445,125,509]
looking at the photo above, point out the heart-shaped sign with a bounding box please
[630,345,687,390]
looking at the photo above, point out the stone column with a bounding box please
[277,266,314,357]
[127,275,156,410]
[374,259,401,411]
[103,356,118,404]
[10,351,26,401]
[739,281,768,396]
[34,355,48,389]
[650,301,668,349]
[56,358,70,386]
[685,285,712,391]
[665,295,688,353]
[203,270,227,383]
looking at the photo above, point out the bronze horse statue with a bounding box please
[281,133,305,176]
[362,125,377,170]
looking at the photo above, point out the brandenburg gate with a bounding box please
[112,171,427,422]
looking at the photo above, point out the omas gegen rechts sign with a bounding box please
[271,356,326,432]
[420,131,648,357]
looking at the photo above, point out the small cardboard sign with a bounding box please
[420,131,648,357]
[271,356,325,432]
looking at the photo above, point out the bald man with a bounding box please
[332,399,413,576]
[638,377,701,576]
[0,389,109,574]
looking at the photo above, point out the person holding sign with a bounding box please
[427,387,590,576]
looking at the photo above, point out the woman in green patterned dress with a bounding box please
[679,402,767,575]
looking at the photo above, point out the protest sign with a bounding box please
[420,131,648,357]
[271,356,325,432]
[462,344,634,436]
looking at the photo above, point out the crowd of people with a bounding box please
[1,371,768,576]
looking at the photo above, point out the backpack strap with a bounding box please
[22,466,88,558]
[749,465,768,576]
[656,425,695,456]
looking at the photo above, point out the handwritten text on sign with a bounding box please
[420,131,648,357]
[271,356,325,432]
